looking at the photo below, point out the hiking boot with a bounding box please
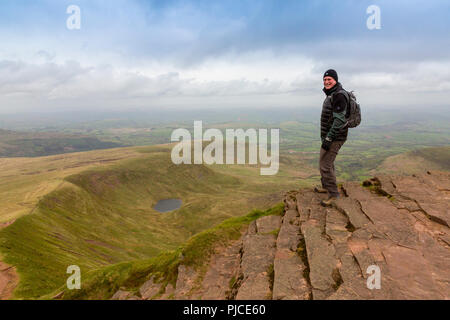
[320,195,339,207]
[314,186,328,193]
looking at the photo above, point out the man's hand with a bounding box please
[322,137,332,151]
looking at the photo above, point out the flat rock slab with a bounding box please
[358,198,419,247]
[236,272,272,300]
[256,215,282,234]
[382,173,450,227]
[277,209,301,251]
[342,182,374,201]
[334,197,371,229]
[382,245,445,299]
[301,219,337,297]
[198,240,242,300]
[236,218,278,300]
[272,207,310,300]
[272,249,310,300]
[140,276,161,300]
[174,265,198,300]
[240,233,277,276]
[110,290,140,300]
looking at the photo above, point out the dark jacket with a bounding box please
[320,82,348,142]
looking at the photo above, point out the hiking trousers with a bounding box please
[319,140,345,197]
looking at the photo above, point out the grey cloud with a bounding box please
[35,50,56,62]
[0,60,92,96]
[0,54,449,113]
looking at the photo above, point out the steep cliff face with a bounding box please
[114,171,449,300]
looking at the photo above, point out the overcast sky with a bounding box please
[0,0,449,113]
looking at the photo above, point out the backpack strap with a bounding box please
[330,89,349,105]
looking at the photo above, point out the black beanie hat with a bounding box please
[323,69,338,82]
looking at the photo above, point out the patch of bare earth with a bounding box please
[0,220,19,300]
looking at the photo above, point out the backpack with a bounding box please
[331,89,361,128]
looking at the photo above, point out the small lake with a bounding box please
[153,198,182,213]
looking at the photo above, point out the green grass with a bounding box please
[411,146,450,170]
[362,181,395,201]
[0,143,296,299]
[46,203,284,300]
[0,129,123,157]
[2,116,449,300]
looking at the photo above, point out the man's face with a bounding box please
[323,76,336,90]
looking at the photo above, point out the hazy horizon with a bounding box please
[1,105,449,132]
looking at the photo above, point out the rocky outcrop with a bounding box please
[196,240,241,300]
[139,276,161,300]
[112,171,450,300]
[272,202,310,300]
[234,216,281,300]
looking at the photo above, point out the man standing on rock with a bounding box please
[315,69,349,206]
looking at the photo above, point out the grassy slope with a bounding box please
[52,203,285,300]
[0,146,144,224]
[0,144,308,299]
[374,146,450,175]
